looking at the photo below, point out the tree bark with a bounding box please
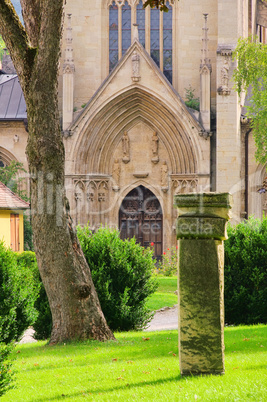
[0,0,114,343]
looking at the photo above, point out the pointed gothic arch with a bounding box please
[72,88,201,176]
[0,147,19,167]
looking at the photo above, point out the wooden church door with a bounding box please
[119,186,162,260]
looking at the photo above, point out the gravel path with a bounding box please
[144,305,178,332]
[19,306,178,343]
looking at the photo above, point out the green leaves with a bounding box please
[224,216,267,325]
[0,342,15,397]
[143,0,172,12]
[233,37,267,164]
[77,225,158,331]
[0,160,27,200]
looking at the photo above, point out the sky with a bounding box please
[11,0,23,22]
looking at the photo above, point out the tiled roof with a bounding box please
[0,75,27,120]
[0,181,30,210]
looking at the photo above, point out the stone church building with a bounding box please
[0,0,267,258]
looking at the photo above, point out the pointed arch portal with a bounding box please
[119,186,162,259]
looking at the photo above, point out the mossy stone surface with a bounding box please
[178,239,225,375]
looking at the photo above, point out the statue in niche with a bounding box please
[132,50,140,82]
[112,159,121,191]
[161,161,168,191]
[151,131,159,164]
[122,131,130,163]
[218,58,231,95]
[221,59,229,87]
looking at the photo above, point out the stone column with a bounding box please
[174,193,232,376]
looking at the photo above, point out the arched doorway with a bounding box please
[119,186,163,260]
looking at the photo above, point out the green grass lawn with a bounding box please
[3,325,266,401]
[146,276,177,311]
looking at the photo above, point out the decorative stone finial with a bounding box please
[63,14,75,74]
[200,14,211,71]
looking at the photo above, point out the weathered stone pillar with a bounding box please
[174,193,232,376]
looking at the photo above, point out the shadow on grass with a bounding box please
[30,374,184,402]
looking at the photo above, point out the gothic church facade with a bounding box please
[0,0,266,258]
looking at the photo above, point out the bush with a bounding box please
[0,343,15,397]
[32,279,52,340]
[184,85,200,111]
[224,216,267,325]
[77,226,158,331]
[0,244,40,343]
[23,214,33,251]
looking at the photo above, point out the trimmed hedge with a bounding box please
[224,216,267,325]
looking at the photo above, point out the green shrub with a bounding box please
[77,226,158,331]
[32,279,52,340]
[0,343,15,397]
[23,214,33,251]
[224,216,267,325]
[0,244,39,343]
[184,85,200,111]
[15,252,51,341]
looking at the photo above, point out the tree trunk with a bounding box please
[24,58,114,344]
[0,0,114,343]
[25,17,114,346]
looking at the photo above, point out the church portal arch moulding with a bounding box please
[71,88,203,176]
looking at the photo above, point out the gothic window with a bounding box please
[163,3,172,82]
[0,147,13,167]
[108,0,173,83]
[136,1,145,48]
[150,7,160,67]
[109,2,119,71]
[122,1,131,56]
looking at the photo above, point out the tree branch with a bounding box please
[20,0,41,47]
[31,0,64,92]
[0,0,36,93]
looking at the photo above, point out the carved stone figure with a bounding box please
[122,131,130,163]
[218,58,231,95]
[221,59,229,87]
[151,131,159,164]
[161,161,168,190]
[112,159,121,191]
[132,50,140,82]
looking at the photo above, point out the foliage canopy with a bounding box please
[233,37,267,164]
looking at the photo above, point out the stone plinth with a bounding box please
[174,193,232,376]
